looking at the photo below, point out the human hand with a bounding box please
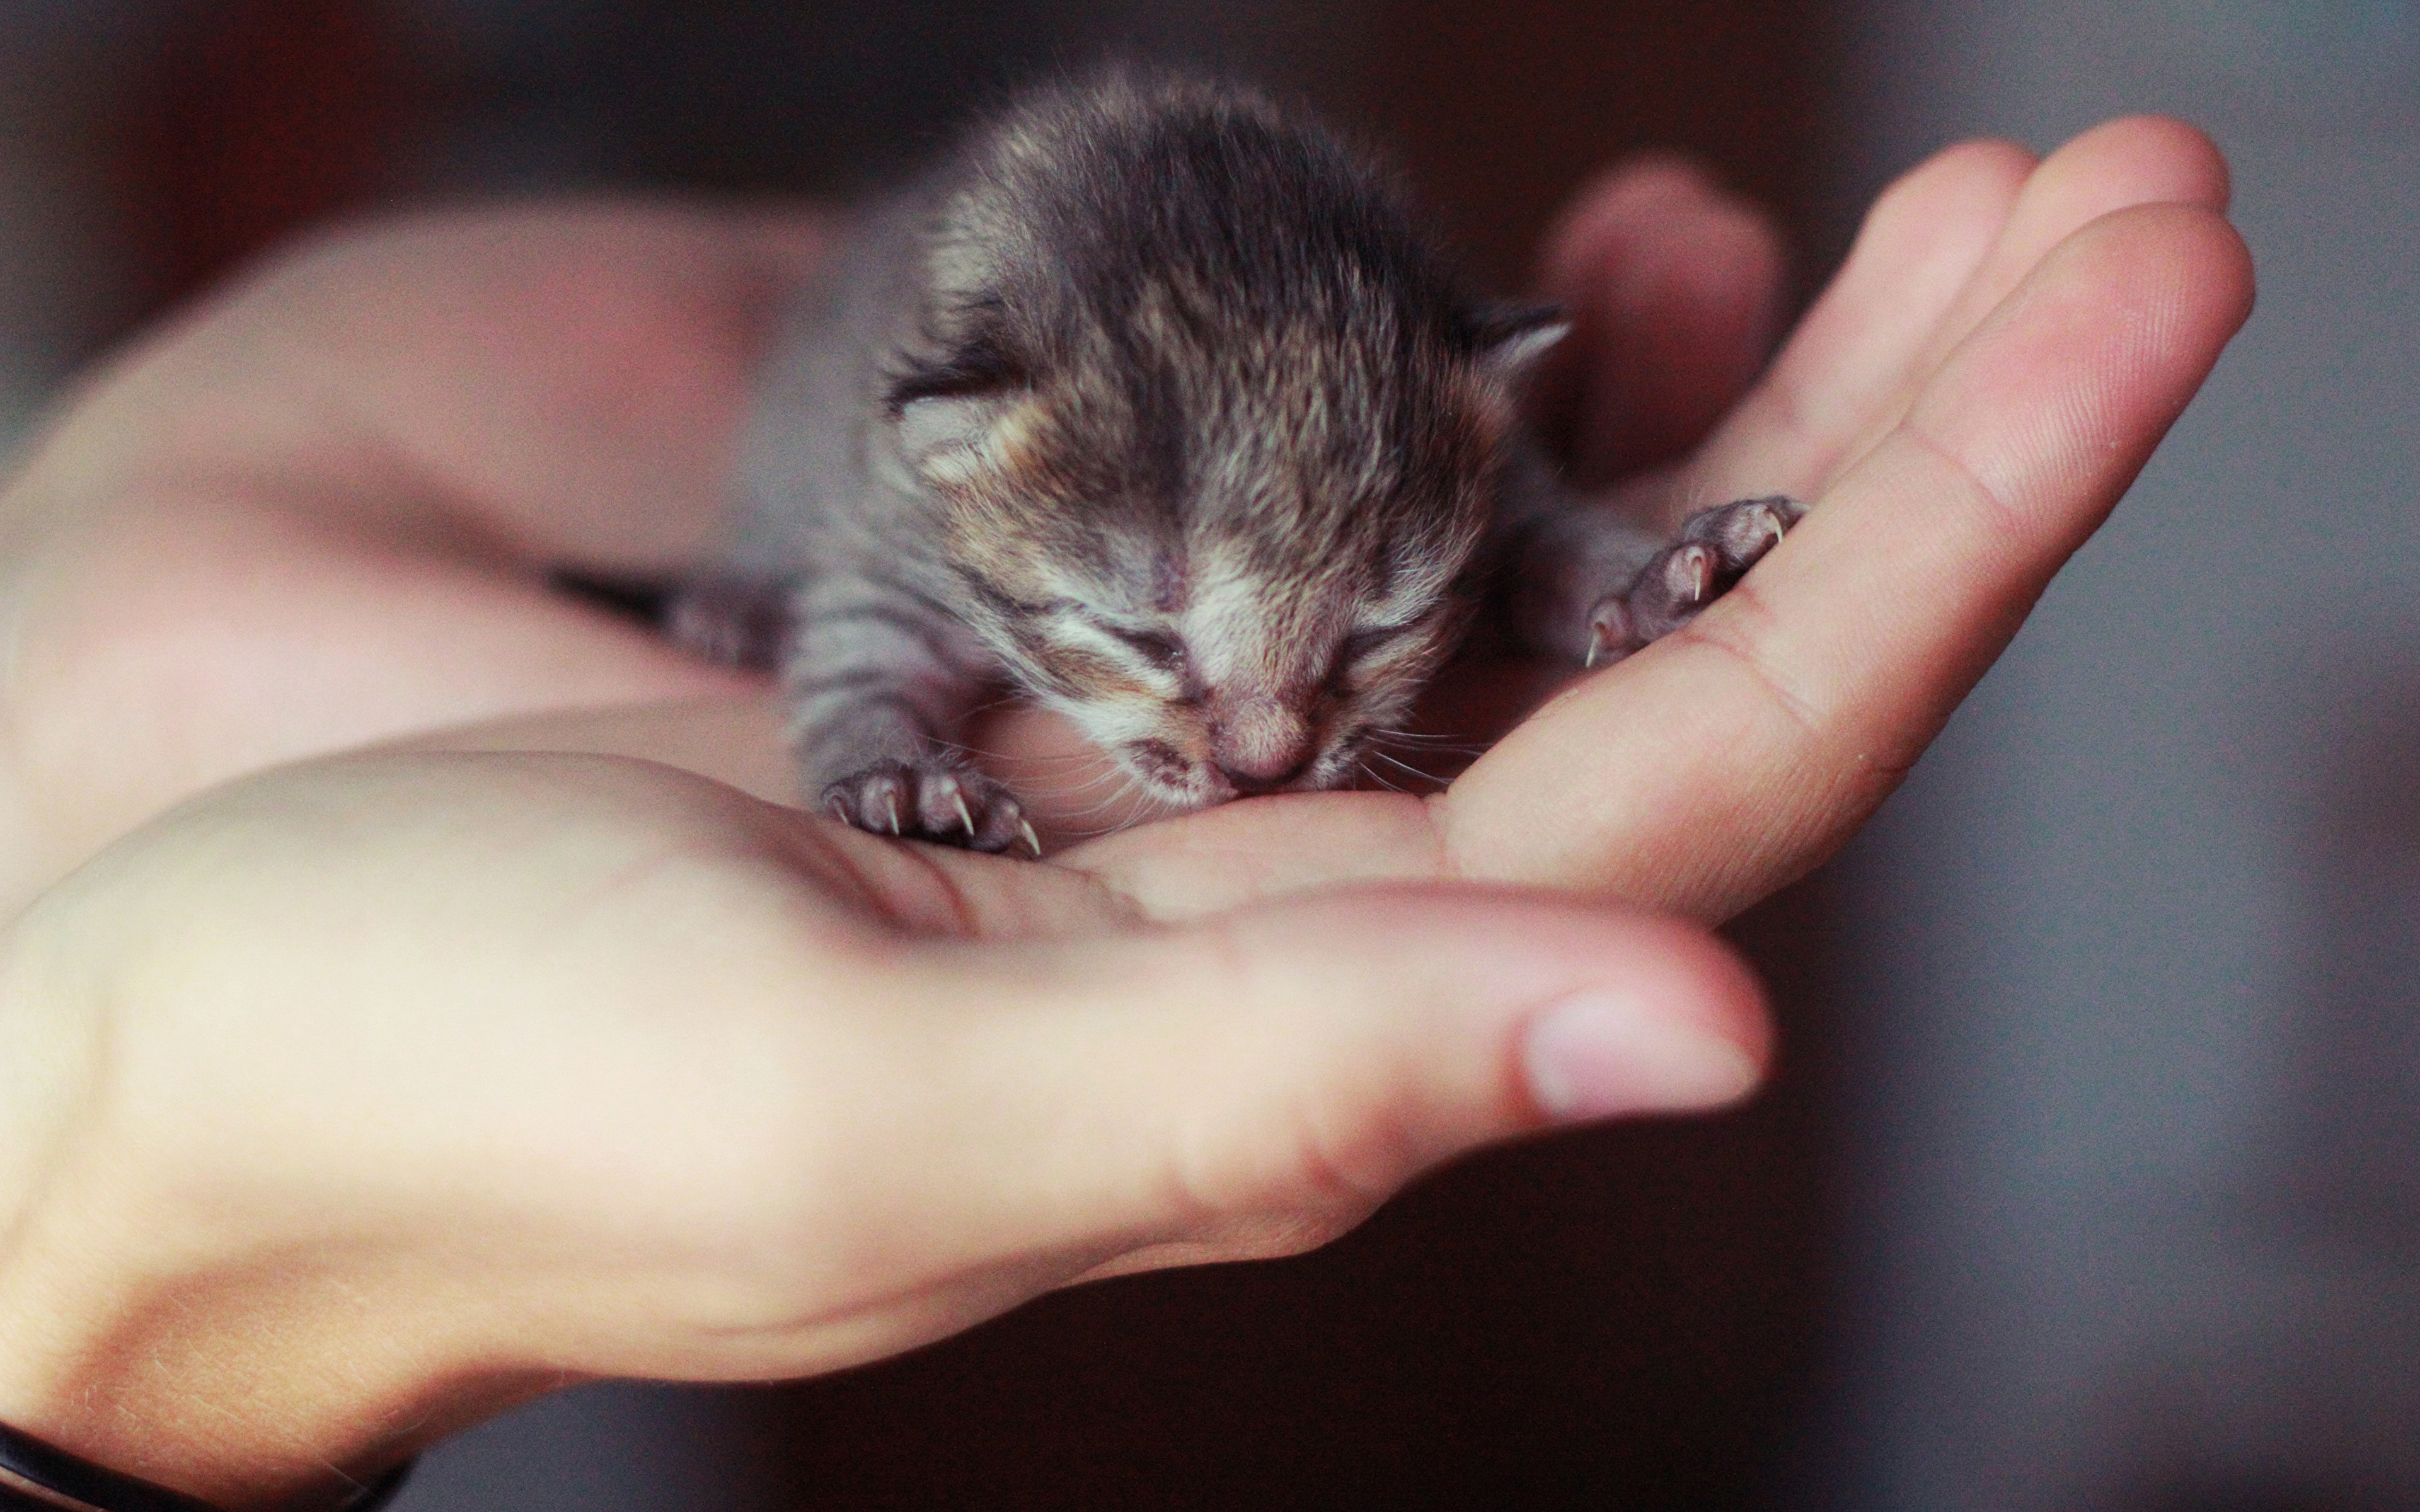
[0,749,1763,1508]
[0,118,2250,926]
[0,111,2251,1511]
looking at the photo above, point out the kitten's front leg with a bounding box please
[1503,495,1805,668]
[783,583,1040,857]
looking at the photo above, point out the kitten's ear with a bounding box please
[1470,302,1572,386]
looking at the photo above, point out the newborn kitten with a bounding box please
[677,73,1800,854]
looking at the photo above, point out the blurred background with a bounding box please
[1,1,2414,1508]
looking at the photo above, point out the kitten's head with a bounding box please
[889,76,1564,808]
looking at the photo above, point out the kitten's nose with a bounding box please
[1213,696,1312,794]
[1218,756,1311,796]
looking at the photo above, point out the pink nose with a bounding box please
[1213,697,1313,794]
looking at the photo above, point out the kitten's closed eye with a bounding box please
[1103,626,1187,672]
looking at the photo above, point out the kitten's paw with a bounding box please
[1584,495,1806,667]
[821,760,1041,857]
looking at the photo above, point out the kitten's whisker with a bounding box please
[1356,762,1408,795]
[1022,773,1152,823]
[1050,817,1144,841]
[1019,767,1132,807]
[1059,794,1160,826]
[961,692,1026,722]
[925,735,1103,770]
[1368,743,1485,765]
[1367,750,1451,787]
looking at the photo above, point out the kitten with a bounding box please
[676,72,1800,854]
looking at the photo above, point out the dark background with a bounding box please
[28,0,1830,331]
[3,1,2417,1508]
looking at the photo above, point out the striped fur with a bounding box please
[692,72,1667,850]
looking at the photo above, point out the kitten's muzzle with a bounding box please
[1209,695,1314,795]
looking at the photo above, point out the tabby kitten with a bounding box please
[677,72,1800,854]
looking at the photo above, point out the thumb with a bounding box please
[874,886,1767,1280]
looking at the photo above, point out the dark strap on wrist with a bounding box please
[0,1421,410,1512]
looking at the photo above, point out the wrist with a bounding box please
[0,1234,532,1512]
[0,884,536,1511]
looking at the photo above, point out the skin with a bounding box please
[0,117,2248,1509]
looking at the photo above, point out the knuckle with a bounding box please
[1671,574,1828,747]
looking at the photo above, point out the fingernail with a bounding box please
[1522,992,1760,1121]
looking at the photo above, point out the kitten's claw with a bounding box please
[1585,494,1804,658]
[1018,820,1043,859]
[1671,542,1715,606]
[1584,600,1635,672]
[821,759,1037,856]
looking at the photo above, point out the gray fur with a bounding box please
[681,72,1796,853]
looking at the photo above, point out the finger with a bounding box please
[1899,115,2230,398]
[1440,202,2255,917]
[1530,158,1788,484]
[1809,115,2232,492]
[1061,788,1452,921]
[405,689,798,806]
[1696,117,2228,510]
[1680,137,2036,514]
[39,203,825,570]
[0,495,760,909]
[856,889,1765,1294]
